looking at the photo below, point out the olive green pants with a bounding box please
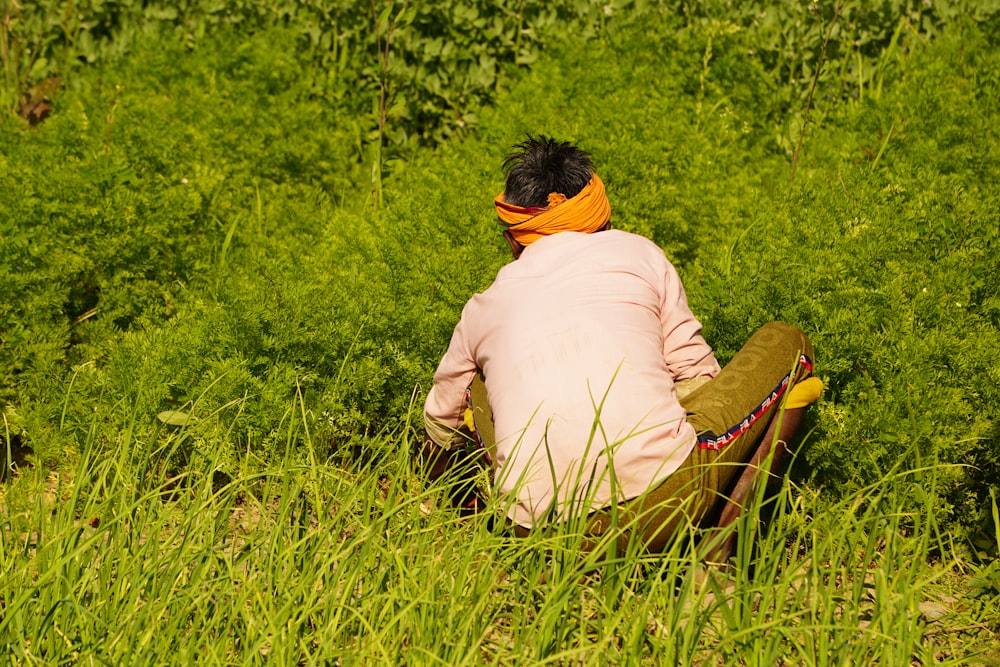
[469,321,814,552]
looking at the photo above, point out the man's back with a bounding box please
[427,230,719,526]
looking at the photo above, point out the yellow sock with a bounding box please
[786,376,823,409]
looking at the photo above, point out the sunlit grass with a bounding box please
[3,402,996,664]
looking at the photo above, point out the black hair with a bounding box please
[501,135,595,208]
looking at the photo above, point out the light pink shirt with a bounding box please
[424,230,720,527]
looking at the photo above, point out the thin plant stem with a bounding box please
[790,0,844,185]
[370,0,407,211]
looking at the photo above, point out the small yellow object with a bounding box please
[463,407,476,432]
[786,377,823,409]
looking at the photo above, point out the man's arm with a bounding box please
[658,259,721,381]
[422,309,479,470]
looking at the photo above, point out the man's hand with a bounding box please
[419,438,455,482]
[418,429,488,513]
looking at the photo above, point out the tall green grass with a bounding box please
[2,403,994,663]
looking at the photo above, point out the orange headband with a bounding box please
[494,174,611,246]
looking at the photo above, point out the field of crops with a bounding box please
[2,1,999,663]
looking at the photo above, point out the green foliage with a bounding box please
[641,0,1000,156]
[0,18,512,472]
[2,0,618,155]
[4,0,999,527]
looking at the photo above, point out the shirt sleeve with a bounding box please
[658,258,721,381]
[423,306,479,449]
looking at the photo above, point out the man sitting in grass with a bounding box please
[422,135,821,557]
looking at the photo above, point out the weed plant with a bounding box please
[2,1,1000,663]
